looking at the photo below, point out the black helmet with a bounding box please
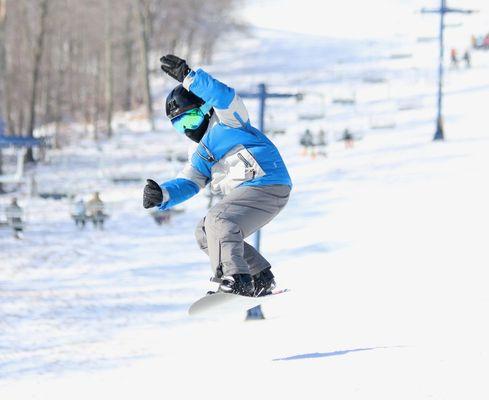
[165,84,204,119]
[165,84,213,142]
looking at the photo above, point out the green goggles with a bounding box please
[171,108,205,133]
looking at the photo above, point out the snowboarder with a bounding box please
[143,54,292,297]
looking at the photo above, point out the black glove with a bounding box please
[160,54,191,83]
[143,179,164,209]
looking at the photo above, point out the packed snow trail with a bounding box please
[1,28,489,399]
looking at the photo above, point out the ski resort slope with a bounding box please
[2,28,489,399]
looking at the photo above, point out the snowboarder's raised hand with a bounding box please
[143,179,165,209]
[160,54,191,83]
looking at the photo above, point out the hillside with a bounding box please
[1,26,489,399]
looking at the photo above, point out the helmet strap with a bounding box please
[184,109,214,143]
[200,102,213,116]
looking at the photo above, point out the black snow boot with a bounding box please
[216,274,255,296]
[253,268,276,297]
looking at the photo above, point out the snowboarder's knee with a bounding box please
[204,212,241,240]
[194,218,207,249]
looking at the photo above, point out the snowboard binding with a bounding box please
[252,268,276,297]
[209,274,255,297]
[207,267,276,297]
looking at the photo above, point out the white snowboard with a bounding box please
[188,289,289,317]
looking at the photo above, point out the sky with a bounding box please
[242,0,489,40]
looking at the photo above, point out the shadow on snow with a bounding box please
[273,346,389,361]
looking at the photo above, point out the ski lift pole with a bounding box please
[421,1,476,141]
[240,84,299,322]
[254,83,266,253]
[240,84,299,252]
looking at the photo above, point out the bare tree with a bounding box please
[0,0,6,192]
[1,0,242,153]
[104,0,114,138]
[26,0,49,162]
[0,0,6,119]
[137,0,155,131]
[123,3,136,111]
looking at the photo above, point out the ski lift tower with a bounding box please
[240,83,299,253]
[240,84,299,321]
[0,124,43,187]
[297,91,326,121]
[421,1,476,141]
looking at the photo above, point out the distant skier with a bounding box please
[72,198,87,229]
[343,128,354,149]
[470,34,477,49]
[300,128,315,157]
[450,48,459,68]
[143,54,292,297]
[463,50,471,68]
[149,209,172,225]
[6,197,23,239]
[316,129,328,157]
[483,34,489,49]
[87,192,106,230]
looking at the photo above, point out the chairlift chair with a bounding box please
[297,92,326,120]
[0,148,27,184]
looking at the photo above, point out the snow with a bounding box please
[2,15,489,400]
[244,0,489,40]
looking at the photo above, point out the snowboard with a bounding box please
[188,289,289,317]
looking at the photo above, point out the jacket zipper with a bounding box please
[201,142,216,162]
[197,142,215,163]
[237,153,256,179]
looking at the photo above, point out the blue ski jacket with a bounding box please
[159,69,292,211]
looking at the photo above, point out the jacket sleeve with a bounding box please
[158,162,209,211]
[183,69,249,129]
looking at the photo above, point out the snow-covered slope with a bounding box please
[1,26,489,400]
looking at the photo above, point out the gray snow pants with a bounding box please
[195,185,291,277]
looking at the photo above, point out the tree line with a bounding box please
[0,0,242,154]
